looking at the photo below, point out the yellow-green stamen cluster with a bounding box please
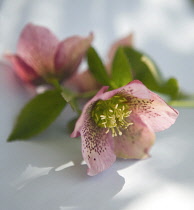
[91,95,133,137]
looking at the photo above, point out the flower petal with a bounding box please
[114,115,155,159]
[116,80,178,132]
[96,80,151,101]
[71,86,109,138]
[5,54,41,84]
[134,90,179,132]
[108,33,133,62]
[80,117,116,176]
[17,23,59,75]
[54,33,93,77]
[71,85,116,175]
[65,70,101,92]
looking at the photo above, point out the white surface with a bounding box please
[0,0,194,210]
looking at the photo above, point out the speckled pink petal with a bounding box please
[114,80,179,132]
[5,54,40,84]
[71,86,109,138]
[114,115,155,159]
[55,33,93,76]
[97,80,151,101]
[133,90,179,132]
[17,23,59,75]
[80,117,116,176]
[108,33,133,62]
[71,85,116,175]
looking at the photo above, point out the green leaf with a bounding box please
[123,47,163,91]
[161,77,179,99]
[7,89,66,141]
[67,116,79,134]
[87,47,110,86]
[111,47,133,88]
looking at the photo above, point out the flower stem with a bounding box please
[46,78,81,114]
[168,100,194,108]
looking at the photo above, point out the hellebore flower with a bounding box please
[71,80,179,176]
[66,33,133,92]
[5,23,93,86]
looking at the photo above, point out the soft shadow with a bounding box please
[8,121,127,210]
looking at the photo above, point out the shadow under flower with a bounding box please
[8,124,138,210]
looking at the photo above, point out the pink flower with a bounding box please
[71,80,179,176]
[66,33,133,92]
[5,23,93,86]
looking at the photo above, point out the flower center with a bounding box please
[91,95,133,137]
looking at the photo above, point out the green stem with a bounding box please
[46,78,81,114]
[168,100,194,108]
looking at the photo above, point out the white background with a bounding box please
[0,0,194,209]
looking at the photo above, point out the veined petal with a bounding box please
[81,117,116,176]
[55,33,93,77]
[134,91,179,132]
[114,115,155,159]
[17,23,59,75]
[5,54,40,84]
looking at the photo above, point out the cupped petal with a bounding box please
[17,23,59,75]
[108,33,133,62]
[114,115,155,159]
[5,54,41,84]
[71,80,152,137]
[134,90,179,132]
[81,117,116,176]
[54,33,93,77]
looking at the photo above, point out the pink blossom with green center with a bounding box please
[71,80,179,176]
[5,23,93,86]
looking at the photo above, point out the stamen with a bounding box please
[105,129,109,134]
[116,127,122,136]
[91,95,133,137]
